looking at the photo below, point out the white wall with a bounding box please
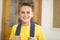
[0,0,60,40]
[0,0,3,40]
[42,0,60,40]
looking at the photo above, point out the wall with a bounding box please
[0,0,60,40]
[42,0,60,40]
[0,0,3,40]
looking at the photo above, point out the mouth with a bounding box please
[23,17,28,20]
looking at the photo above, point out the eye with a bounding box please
[27,11,30,14]
[21,11,25,14]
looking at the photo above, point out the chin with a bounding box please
[22,21,30,23]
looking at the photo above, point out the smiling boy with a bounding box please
[10,3,46,40]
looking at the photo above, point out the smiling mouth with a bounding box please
[23,17,28,19]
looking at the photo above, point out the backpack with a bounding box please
[15,22,35,37]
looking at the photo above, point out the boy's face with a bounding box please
[19,6,33,23]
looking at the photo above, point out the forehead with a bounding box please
[20,6,32,11]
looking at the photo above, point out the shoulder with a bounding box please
[35,24,43,32]
[35,24,41,29]
[11,24,18,34]
[13,24,18,27]
[12,24,18,30]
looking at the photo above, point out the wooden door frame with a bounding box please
[34,0,42,25]
[2,0,10,40]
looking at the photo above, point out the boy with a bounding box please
[10,3,46,40]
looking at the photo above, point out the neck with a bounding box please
[22,22,30,26]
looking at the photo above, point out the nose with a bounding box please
[24,12,27,17]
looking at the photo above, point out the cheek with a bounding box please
[19,13,24,17]
[18,14,23,19]
[28,15,33,19]
[29,14,33,17]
